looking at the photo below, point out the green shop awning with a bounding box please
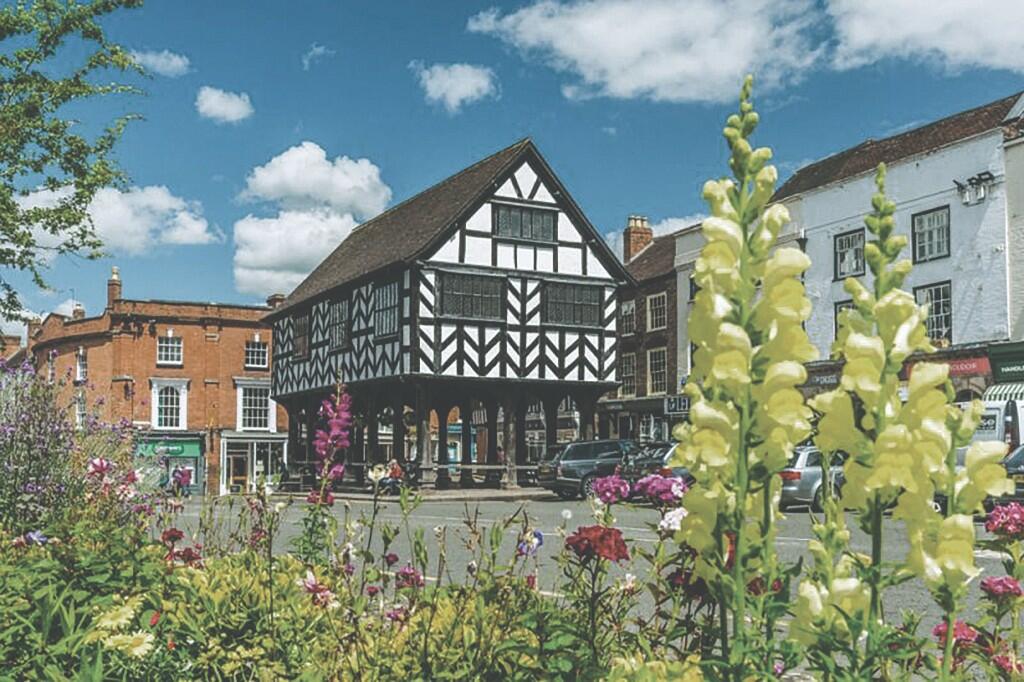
[983,383,1024,402]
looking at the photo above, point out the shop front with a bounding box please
[600,395,678,442]
[907,353,992,403]
[136,434,204,495]
[219,432,289,495]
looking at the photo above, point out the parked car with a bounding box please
[621,441,692,489]
[779,447,845,511]
[537,439,639,499]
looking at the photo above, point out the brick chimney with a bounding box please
[622,215,653,263]
[26,319,41,352]
[107,266,122,308]
[71,302,85,320]
[0,334,20,359]
[266,293,285,309]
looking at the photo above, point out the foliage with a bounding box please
[0,0,142,320]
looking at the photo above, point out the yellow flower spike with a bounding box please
[702,179,739,222]
[762,361,807,393]
[955,441,1012,512]
[710,350,753,392]
[760,203,790,242]
[907,362,949,398]
[750,164,778,208]
[755,278,812,326]
[760,321,818,364]
[702,216,744,256]
[690,399,740,438]
[763,248,811,290]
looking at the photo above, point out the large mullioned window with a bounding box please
[374,281,400,339]
[439,272,504,320]
[915,281,953,345]
[494,204,556,242]
[834,229,865,279]
[543,282,601,327]
[912,206,950,263]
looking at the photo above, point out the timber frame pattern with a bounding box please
[266,139,632,487]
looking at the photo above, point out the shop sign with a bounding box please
[990,342,1024,383]
[908,356,991,378]
[664,395,690,415]
[805,373,840,387]
[136,438,201,459]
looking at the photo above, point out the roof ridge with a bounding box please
[350,137,531,235]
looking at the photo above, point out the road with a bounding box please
[175,493,1003,631]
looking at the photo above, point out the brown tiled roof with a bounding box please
[275,138,533,313]
[625,234,675,282]
[774,92,1024,201]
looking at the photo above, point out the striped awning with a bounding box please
[983,383,1024,402]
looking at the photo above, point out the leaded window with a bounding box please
[75,391,87,428]
[293,314,309,359]
[330,300,350,350]
[620,353,636,396]
[157,386,181,429]
[912,206,950,263]
[543,283,601,326]
[245,341,268,368]
[241,386,271,430]
[439,273,504,320]
[834,229,865,279]
[915,281,953,345]
[494,204,556,242]
[620,300,635,335]
[157,336,183,365]
[647,347,667,395]
[647,292,667,331]
[75,347,87,382]
[374,281,399,338]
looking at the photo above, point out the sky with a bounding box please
[4,0,1024,335]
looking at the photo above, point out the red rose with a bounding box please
[565,525,630,562]
[149,611,161,627]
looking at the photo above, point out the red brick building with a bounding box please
[26,267,287,495]
[599,216,693,441]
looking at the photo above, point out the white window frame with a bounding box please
[620,300,636,336]
[244,340,269,369]
[75,390,87,428]
[834,229,865,279]
[235,378,276,432]
[151,378,188,431]
[157,334,183,366]
[646,292,667,332]
[75,346,88,382]
[914,281,953,346]
[620,353,636,396]
[912,206,951,264]
[647,347,668,395]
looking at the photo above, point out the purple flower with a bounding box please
[327,463,346,481]
[981,575,1023,600]
[987,503,1024,539]
[633,474,687,506]
[517,529,544,556]
[592,474,631,504]
[24,530,47,545]
[395,564,425,589]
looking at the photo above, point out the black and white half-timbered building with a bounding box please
[266,139,631,487]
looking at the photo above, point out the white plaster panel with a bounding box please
[495,178,517,198]
[560,246,582,275]
[464,235,491,266]
[558,212,581,242]
[516,244,535,270]
[496,243,514,269]
[534,182,555,203]
[466,204,490,232]
[536,247,553,272]
[587,248,609,278]
[430,232,459,263]
[514,162,538,197]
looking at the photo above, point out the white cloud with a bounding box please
[601,126,617,136]
[468,0,821,103]
[195,86,254,123]
[302,43,336,71]
[130,49,190,77]
[233,209,359,296]
[240,141,391,217]
[233,142,393,296]
[829,0,1024,72]
[408,61,499,113]
[16,185,219,258]
[51,298,78,317]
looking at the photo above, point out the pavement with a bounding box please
[270,484,554,503]
[174,493,1005,636]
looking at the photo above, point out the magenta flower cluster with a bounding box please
[395,564,425,589]
[313,389,353,479]
[980,575,1024,600]
[986,502,1024,539]
[633,474,687,505]
[592,474,630,504]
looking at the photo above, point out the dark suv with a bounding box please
[537,439,639,499]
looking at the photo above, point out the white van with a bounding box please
[972,399,1024,451]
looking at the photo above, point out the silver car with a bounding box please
[779,447,844,511]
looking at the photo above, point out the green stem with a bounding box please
[940,609,955,680]
[868,494,882,624]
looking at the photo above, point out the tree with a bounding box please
[0,0,143,322]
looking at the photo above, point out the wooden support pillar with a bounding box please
[416,385,433,485]
[515,398,528,484]
[435,403,451,489]
[598,412,611,439]
[578,394,596,441]
[542,394,560,452]
[485,398,500,486]
[460,398,475,488]
[353,416,365,484]
[391,399,406,464]
[502,395,518,489]
[366,396,379,466]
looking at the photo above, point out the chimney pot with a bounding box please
[71,303,85,320]
[622,214,654,263]
[107,266,122,307]
[266,293,286,309]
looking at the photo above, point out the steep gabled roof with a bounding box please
[272,138,628,317]
[625,234,676,282]
[774,92,1024,201]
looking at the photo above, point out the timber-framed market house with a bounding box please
[266,139,631,488]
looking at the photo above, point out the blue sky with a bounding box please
[5,0,1024,332]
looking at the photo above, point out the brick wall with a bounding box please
[618,271,678,398]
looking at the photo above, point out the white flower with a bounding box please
[368,464,387,483]
[658,507,688,533]
[561,509,572,521]
[274,502,287,514]
[620,573,638,593]
[467,560,478,576]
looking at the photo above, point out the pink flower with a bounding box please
[161,528,184,545]
[932,619,978,646]
[592,474,630,504]
[306,489,335,506]
[384,552,399,567]
[327,463,346,481]
[366,585,381,597]
[525,574,537,590]
[395,564,425,589]
[634,474,687,506]
[994,655,1024,674]
[386,607,408,622]
[981,575,1023,600]
[297,570,339,609]
[986,503,1024,539]
[87,458,114,478]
